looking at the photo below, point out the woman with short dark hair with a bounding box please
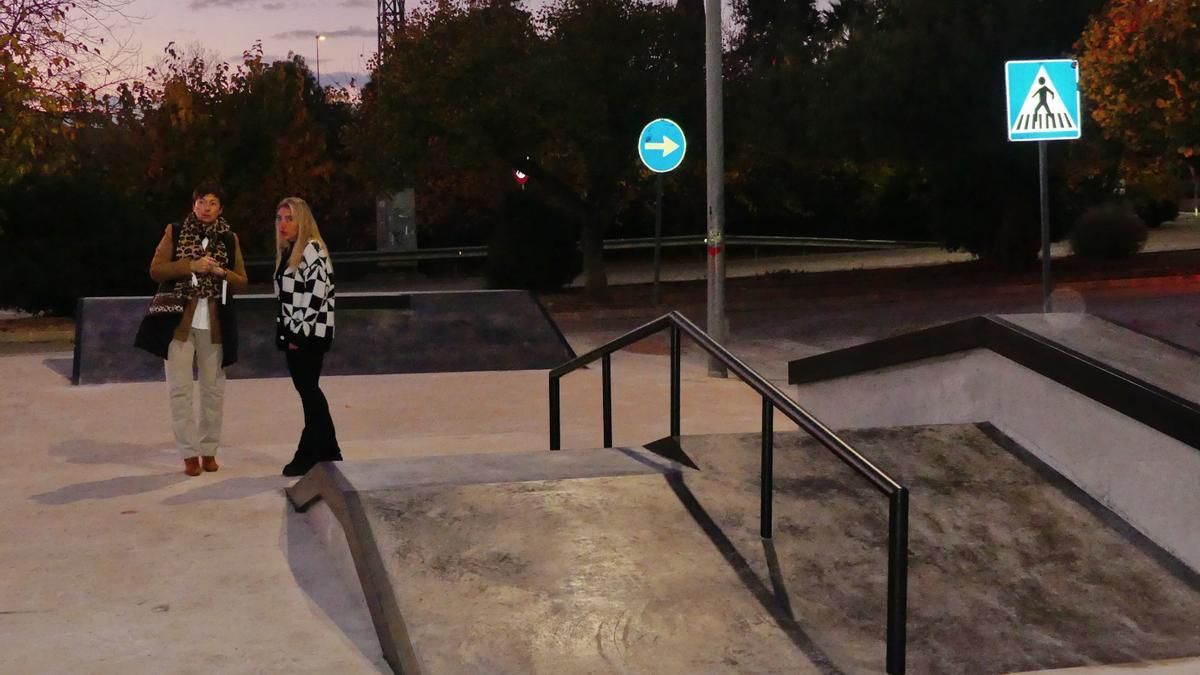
[145,182,248,476]
[274,196,342,476]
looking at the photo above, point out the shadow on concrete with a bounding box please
[42,357,73,382]
[162,475,293,505]
[31,473,187,504]
[664,472,846,675]
[280,502,390,674]
[49,439,176,468]
[639,436,699,470]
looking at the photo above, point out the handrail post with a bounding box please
[670,324,681,437]
[602,354,612,448]
[760,396,773,539]
[549,376,561,451]
[886,487,909,674]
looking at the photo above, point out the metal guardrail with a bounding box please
[547,311,910,674]
[243,234,935,270]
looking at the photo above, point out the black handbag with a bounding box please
[135,282,185,359]
[134,224,187,359]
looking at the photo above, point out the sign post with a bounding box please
[638,118,687,306]
[1005,59,1082,313]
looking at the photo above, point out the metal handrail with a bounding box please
[548,311,910,674]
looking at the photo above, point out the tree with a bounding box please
[534,0,703,294]
[101,44,372,256]
[0,0,134,184]
[727,1,894,239]
[1077,0,1199,219]
[812,0,1106,264]
[350,0,704,296]
[348,0,542,250]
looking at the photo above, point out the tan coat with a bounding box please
[149,223,249,343]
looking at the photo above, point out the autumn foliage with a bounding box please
[1078,0,1200,164]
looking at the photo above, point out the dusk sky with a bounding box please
[108,0,830,91]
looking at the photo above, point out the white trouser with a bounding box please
[165,329,225,458]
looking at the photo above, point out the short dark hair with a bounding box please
[192,181,224,204]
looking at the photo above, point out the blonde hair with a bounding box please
[275,197,331,271]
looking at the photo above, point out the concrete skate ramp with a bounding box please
[289,425,1200,674]
[788,313,1200,449]
[72,290,573,384]
[785,313,1200,573]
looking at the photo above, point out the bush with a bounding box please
[1069,202,1147,260]
[485,190,581,291]
[1133,197,1178,228]
[1126,168,1180,228]
[0,174,158,315]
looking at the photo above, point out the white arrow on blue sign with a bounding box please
[638,118,687,173]
[1005,59,1082,142]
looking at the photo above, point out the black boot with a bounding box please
[282,445,317,477]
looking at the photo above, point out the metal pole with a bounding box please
[602,354,612,448]
[670,325,681,437]
[760,396,773,540]
[549,377,561,450]
[653,174,664,306]
[1039,141,1052,313]
[886,488,910,675]
[1191,165,1198,217]
[315,37,321,88]
[704,0,727,377]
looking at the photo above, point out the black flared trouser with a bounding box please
[285,347,341,462]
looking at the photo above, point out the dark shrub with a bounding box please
[1126,169,1180,228]
[485,190,581,291]
[1133,196,1178,228]
[0,175,157,315]
[1069,202,1147,260]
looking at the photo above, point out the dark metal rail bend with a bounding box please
[548,311,910,674]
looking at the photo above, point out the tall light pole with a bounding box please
[314,34,326,88]
[704,0,727,377]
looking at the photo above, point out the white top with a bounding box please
[191,297,209,330]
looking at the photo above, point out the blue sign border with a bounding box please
[637,118,687,173]
[1008,58,1084,141]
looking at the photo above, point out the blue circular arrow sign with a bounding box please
[638,118,686,173]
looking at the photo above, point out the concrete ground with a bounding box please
[0,343,787,674]
[6,319,1200,673]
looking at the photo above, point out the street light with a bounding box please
[315,34,326,88]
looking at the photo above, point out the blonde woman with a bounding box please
[274,197,342,476]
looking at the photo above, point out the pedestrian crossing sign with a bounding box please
[1005,59,1081,142]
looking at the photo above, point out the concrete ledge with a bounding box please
[73,289,575,384]
[287,461,422,675]
[793,345,1200,572]
[789,314,1200,450]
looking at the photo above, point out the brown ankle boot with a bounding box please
[201,456,219,472]
[184,457,201,476]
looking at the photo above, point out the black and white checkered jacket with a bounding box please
[275,240,335,352]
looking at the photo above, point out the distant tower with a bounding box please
[378,0,405,53]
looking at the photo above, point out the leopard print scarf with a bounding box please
[172,213,232,300]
